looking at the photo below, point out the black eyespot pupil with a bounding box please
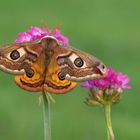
[74,57,84,67]
[58,72,65,80]
[26,69,34,78]
[102,65,105,69]
[10,50,20,60]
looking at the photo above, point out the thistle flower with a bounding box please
[80,67,131,105]
[81,67,131,90]
[14,26,69,140]
[80,67,131,140]
[15,26,69,45]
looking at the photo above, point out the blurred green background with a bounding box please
[0,0,139,140]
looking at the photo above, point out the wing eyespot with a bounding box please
[10,50,20,60]
[58,72,65,80]
[68,53,87,69]
[74,57,84,68]
[26,68,35,78]
[6,48,26,61]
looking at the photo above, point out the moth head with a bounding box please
[57,49,108,82]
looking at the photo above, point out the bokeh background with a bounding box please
[0,0,139,140]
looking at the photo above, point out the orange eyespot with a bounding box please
[25,68,35,78]
[58,72,65,80]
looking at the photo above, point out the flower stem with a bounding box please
[104,103,115,140]
[42,91,51,140]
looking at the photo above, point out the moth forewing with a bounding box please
[0,41,43,75]
[57,47,108,82]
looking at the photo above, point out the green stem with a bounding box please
[42,91,51,140]
[104,103,115,140]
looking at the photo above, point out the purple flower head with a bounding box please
[81,67,131,90]
[15,32,33,43]
[46,29,69,45]
[15,26,69,45]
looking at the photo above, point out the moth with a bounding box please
[0,36,107,94]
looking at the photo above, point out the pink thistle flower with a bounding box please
[15,26,69,45]
[81,67,131,140]
[80,67,131,90]
[45,29,69,45]
[28,26,46,37]
[15,32,33,43]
